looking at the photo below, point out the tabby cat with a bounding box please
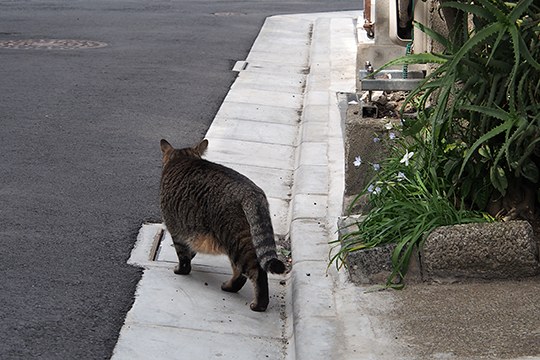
[159,139,286,312]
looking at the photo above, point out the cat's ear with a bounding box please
[160,139,174,154]
[195,139,209,156]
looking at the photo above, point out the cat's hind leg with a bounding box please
[247,266,269,312]
[172,239,193,275]
[221,262,247,293]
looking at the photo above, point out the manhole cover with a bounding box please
[0,39,107,50]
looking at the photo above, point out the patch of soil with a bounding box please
[276,235,292,273]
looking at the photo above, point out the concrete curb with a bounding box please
[289,15,355,359]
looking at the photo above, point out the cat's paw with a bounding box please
[174,262,191,275]
[249,302,268,312]
[221,275,247,293]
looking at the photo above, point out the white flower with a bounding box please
[353,156,362,167]
[368,184,382,194]
[397,171,406,181]
[384,122,393,130]
[389,132,396,140]
[400,150,414,166]
[373,137,380,143]
[373,163,381,171]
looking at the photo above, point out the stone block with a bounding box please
[338,216,421,284]
[343,243,423,285]
[346,243,396,284]
[422,221,540,282]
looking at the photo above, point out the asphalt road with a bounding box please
[0,0,360,359]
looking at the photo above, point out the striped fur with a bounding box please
[159,139,285,312]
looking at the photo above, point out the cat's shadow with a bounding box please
[156,230,286,315]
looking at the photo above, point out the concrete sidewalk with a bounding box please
[111,9,540,360]
[110,10,402,360]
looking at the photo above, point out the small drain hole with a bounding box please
[149,227,165,261]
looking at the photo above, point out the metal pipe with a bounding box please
[363,0,374,38]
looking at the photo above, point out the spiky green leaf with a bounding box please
[413,21,451,49]
[460,121,513,176]
[490,166,508,194]
[508,0,534,23]
[441,1,495,21]
[448,22,503,70]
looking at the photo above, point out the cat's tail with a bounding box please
[242,196,286,274]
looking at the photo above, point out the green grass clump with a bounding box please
[332,130,494,287]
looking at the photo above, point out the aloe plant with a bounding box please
[379,0,540,215]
